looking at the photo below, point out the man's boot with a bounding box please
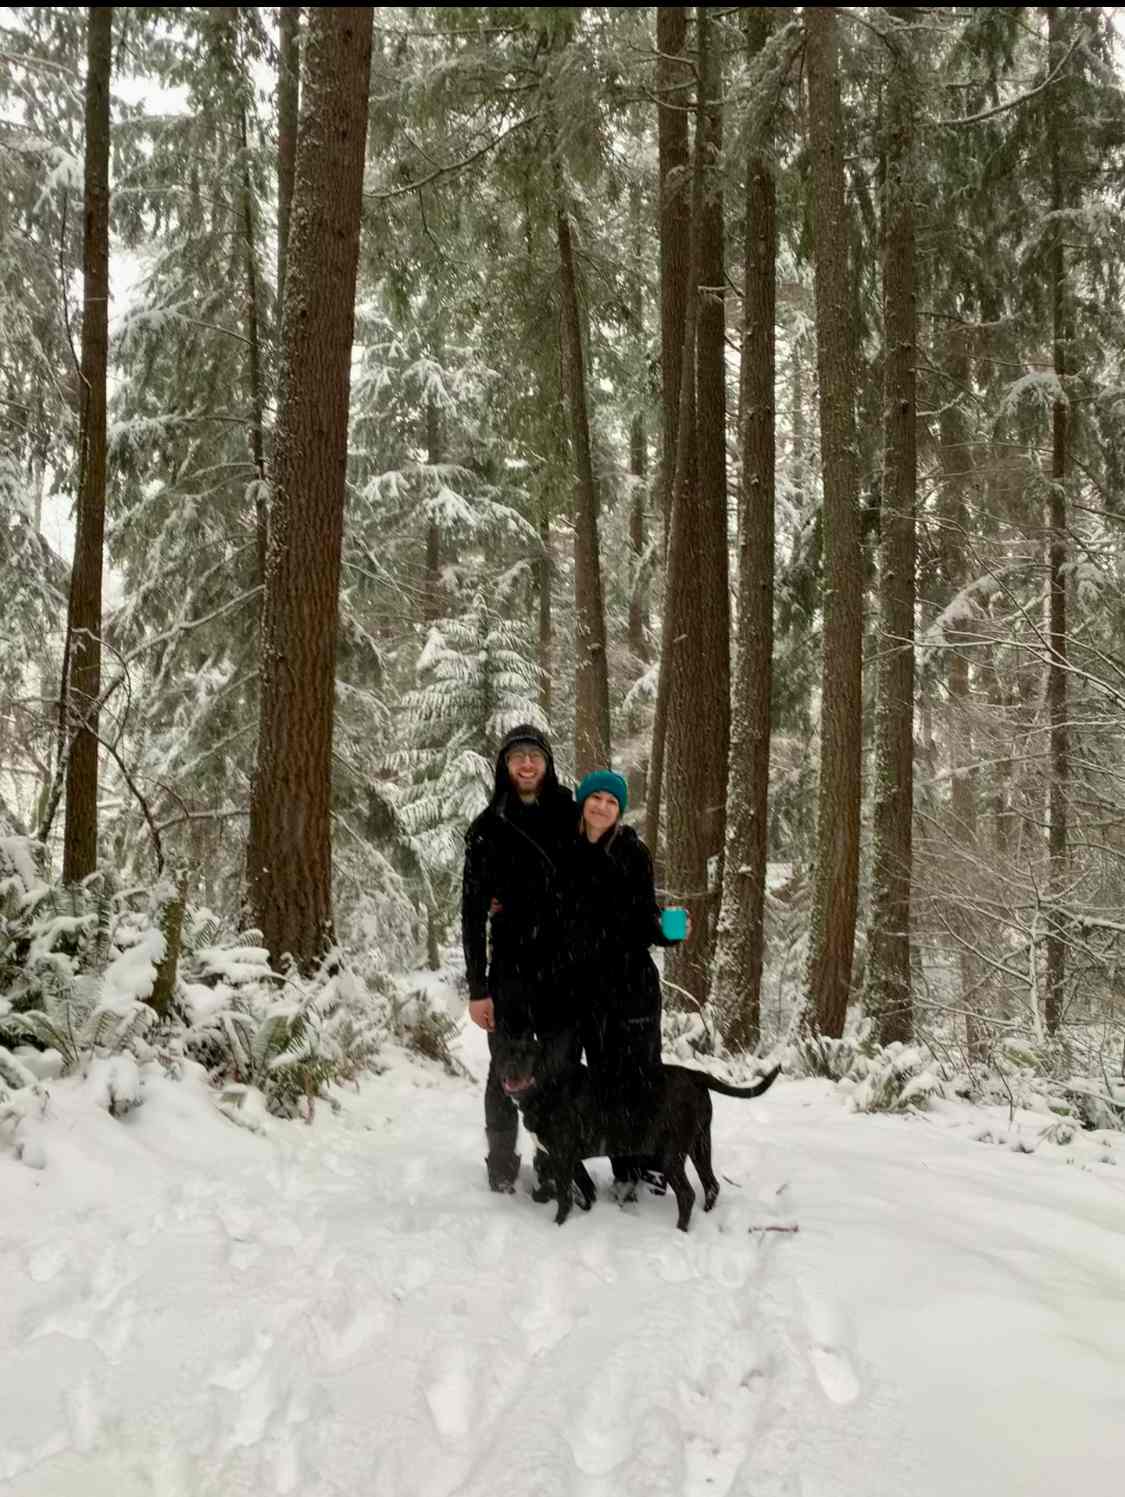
[485,1128,520,1193]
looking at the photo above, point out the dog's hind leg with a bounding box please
[690,1128,720,1212]
[663,1159,696,1232]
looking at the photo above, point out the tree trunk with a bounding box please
[693,5,730,868]
[628,181,650,669]
[803,8,863,1038]
[628,410,649,664]
[424,393,443,623]
[938,332,988,1062]
[277,5,300,311]
[864,15,917,1047]
[555,158,612,775]
[714,7,776,1053]
[62,5,112,884]
[238,96,267,601]
[246,6,373,971]
[663,5,727,1011]
[645,5,692,854]
[656,6,691,545]
[538,497,553,719]
[1044,4,1069,1037]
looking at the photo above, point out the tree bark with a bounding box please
[628,181,650,669]
[277,5,300,312]
[424,392,443,623]
[62,5,112,884]
[693,4,731,868]
[538,497,553,720]
[714,7,776,1052]
[1044,4,1069,1037]
[663,5,727,1011]
[628,409,649,664]
[246,6,373,970]
[864,14,917,1047]
[656,6,691,545]
[555,157,612,775]
[938,332,988,1062]
[238,95,267,601]
[645,5,692,854]
[803,8,864,1038]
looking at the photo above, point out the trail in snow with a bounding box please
[2,977,1123,1497]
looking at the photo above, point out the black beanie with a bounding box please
[498,723,553,759]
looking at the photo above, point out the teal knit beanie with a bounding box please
[576,769,628,815]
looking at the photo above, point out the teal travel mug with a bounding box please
[661,906,688,941]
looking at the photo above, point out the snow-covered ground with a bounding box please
[3,973,1123,1497]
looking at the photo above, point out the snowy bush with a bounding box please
[387,984,469,1078]
[838,1042,944,1114]
[0,866,170,1071]
[791,1021,877,1083]
[84,1054,145,1118]
[792,1019,944,1114]
[180,929,385,1118]
[661,1004,721,1060]
[0,867,389,1126]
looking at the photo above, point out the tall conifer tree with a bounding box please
[61,6,112,882]
[246,6,373,969]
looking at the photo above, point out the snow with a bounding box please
[3,973,1123,1496]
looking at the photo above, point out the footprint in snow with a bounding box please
[27,1241,69,1283]
[469,1215,511,1270]
[621,1403,686,1496]
[800,1288,861,1406]
[96,1293,137,1364]
[65,1374,102,1454]
[512,1260,574,1356]
[215,1203,264,1271]
[425,1340,476,1440]
[210,1330,274,1393]
[311,1299,386,1364]
[90,1242,135,1310]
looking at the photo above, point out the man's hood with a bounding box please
[490,723,564,810]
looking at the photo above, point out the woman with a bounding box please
[559,768,684,1191]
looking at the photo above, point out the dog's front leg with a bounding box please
[554,1156,578,1226]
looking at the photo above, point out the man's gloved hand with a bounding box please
[469,997,495,1031]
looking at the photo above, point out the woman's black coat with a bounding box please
[557,822,673,1083]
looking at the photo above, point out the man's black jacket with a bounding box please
[461,734,574,1002]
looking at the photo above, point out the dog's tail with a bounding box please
[697,1063,781,1099]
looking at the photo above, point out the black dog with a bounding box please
[494,1034,781,1232]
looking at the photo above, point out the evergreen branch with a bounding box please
[0,48,81,79]
[939,32,1083,127]
[366,112,541,200]
[154,808,248,835]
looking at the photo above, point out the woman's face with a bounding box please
[582,790,621,839]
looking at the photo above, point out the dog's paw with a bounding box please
[530,1184,555,1205]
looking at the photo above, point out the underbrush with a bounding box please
[0,837,436,1159]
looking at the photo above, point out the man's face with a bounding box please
[506,744,547,799]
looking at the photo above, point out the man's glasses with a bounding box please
[506,749,546,766]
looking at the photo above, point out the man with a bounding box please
[461,723,574,1192]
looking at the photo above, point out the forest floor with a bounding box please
[3,969,1123,1497]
